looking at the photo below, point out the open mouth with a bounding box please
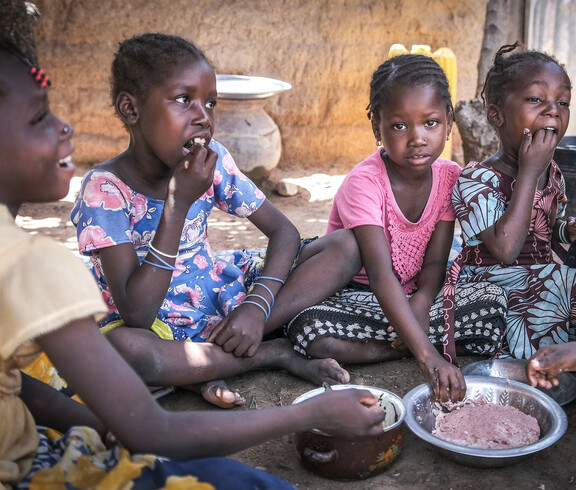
[58,155,73,168]
[408,154,430,161]
[542,127,557,134]
[184,137,207,150]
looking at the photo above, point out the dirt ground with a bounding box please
[17,163,576,490]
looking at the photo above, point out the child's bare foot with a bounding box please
[185,380,246,408]
[268,338,350,385]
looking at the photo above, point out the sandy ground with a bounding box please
[17,163,576,489]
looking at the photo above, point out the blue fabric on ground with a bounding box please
[134,457,295,490]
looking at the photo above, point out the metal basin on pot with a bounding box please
[292,384,405,480]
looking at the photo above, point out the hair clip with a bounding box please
[29,66,51,88]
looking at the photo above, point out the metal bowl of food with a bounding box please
[462,358,576,406]
[403,376,567,468]
[292,384,405,480]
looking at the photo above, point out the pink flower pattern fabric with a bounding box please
[71,140,266,341]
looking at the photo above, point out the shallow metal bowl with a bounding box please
[216,74,292,100]
[462,359,576,406]
[403,376,567,468]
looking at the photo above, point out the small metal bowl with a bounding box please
[462,359,576,406]
[403,376,567,468]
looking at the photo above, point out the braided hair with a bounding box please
[110,33,213,106]
[481,41,569,108]
[0,1,49,97]
[0,0,40,67]
[366,54,453,122]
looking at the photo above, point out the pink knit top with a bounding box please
[327,151,461,294]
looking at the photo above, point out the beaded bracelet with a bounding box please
[149,242,178,259]
[242,300,269,320]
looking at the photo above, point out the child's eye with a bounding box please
[31,110,49,125]
[175,95,190,105]
[527,97,542,103]
[559,100,570,108]
[206,100,217,110]
[425,120,439,128]
[392,123,406,131]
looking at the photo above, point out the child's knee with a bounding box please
[326,229,361,270]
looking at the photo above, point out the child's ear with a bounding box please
[447,111,455,137]
[371,118,381,142]
[487,104,504,128]
[115,91,139,125]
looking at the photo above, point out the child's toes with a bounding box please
[201,380,246,409]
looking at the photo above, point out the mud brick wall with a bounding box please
[33,0,487,169]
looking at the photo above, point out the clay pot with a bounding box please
[214,75,292,181]
[292,385,405,480]
[213,98,281,180]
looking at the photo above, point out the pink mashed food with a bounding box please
[432,398,540,449]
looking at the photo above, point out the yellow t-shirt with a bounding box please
[0,204,107,487]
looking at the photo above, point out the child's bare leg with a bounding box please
[307,336,404,364]
[106,328,349,404]
[265,229,361,332]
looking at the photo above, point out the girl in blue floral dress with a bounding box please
[70,33,358,407]
[443,43,576,362]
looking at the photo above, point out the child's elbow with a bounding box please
[120,308,157,331]
[489,247,519,265]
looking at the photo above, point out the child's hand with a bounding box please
[421,357,466,403]
[309,389,386,439]
[566,217,576,242]
[517,128,558,177]
[170,144,217,208]
[207,304,265,357]
[527,343,576,389]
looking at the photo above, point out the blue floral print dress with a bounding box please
[442,160,576,361]
[71,140,266,342]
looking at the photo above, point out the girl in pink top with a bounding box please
[289,54,468,402]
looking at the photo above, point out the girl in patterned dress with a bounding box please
[0,12,386,488]
[443,42,576,362]
[70,33,360,407]
[289,54,469,403]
